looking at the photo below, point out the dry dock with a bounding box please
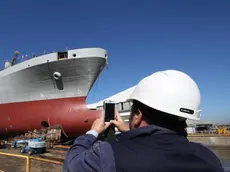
[188,135,230,146]
[0,137,230,171]
[0,146,66,172]
[188,135,230,166]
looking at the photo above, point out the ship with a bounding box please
[0,48,108,139]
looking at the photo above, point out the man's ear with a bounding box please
[133,109,142,127]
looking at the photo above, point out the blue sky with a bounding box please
[0,1,229,122]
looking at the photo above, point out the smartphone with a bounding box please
[103,100,115,122]
[102,100,116,140]
[97,100,116,141]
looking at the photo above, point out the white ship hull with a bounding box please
[0,48,107,103]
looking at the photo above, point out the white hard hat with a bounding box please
[129,70,201,120]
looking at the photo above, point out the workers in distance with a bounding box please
[63,70,224,172]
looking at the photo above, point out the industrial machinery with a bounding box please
[0,140,7,149]
[215,125,227,135]
[11,138,46,155]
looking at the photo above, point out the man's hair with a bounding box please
[131,100,187,136]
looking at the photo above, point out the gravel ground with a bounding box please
[0,148,65,172]
[0,156,63,172]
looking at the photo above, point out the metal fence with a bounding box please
[0,152,63,172]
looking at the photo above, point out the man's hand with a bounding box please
[91,111,111,134]
[110,112,129,132]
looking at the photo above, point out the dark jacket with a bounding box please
[63,125,224,172]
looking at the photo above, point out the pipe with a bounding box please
[53,72,62,80]
[30,157,63,165]
[0,151,63,171]
[54,145,70,149]
[0,152,30,172]
[0,152,28,158]
[26,157,30,172]
[188,133,230,137]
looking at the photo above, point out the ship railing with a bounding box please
[0,52,51,72]
[0,151,63,172]
[0,49,70,72]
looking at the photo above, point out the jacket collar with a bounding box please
[116,125,185,140]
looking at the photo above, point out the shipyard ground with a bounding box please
[0,138,230,171]
[0,156,61,172]
[0,146,65,172]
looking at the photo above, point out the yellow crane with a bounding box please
[215,125,227,134]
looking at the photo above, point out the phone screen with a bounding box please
[104,102,115,122]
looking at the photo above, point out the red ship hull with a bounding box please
[0,97,101,139]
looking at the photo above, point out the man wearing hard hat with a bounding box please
[63,70,224,172]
